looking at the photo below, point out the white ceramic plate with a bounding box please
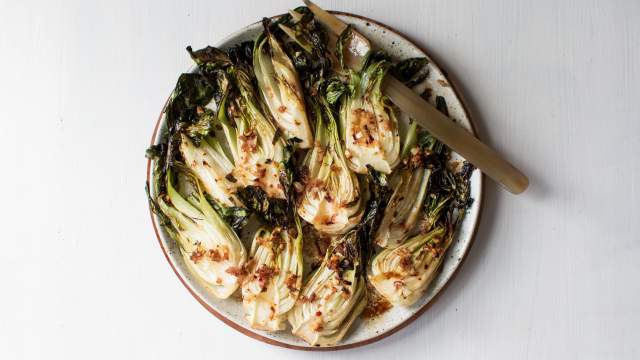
[147,11,483,351]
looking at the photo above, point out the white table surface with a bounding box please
[1,0,639,359]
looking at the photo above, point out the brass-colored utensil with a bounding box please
[303,0,529,194]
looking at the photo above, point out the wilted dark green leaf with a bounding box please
[391,57,428,87]
[236,186,293,228]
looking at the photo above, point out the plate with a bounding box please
[147,11,483,351]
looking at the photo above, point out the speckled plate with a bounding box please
[147,11,484,351]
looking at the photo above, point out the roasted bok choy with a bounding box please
[241,219,303,331]
[153,166,247,299]
[179,133,244,208]
[297,90,364,234]
[369,219,455,306]
[340,53,400,174]
[369,122,474,305]
[187,45,289,201]
[370,52,446,247]
[374,133,443,248]
[288,230,366,346]
[162,71,243,208]
[146,6,477,346]
[254,18,313,148]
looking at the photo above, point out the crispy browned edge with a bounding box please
[146,11,486,352]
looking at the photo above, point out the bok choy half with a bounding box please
[297,84,364,235]
[374,133,444,248]
[340,53,400,174]
[368,218,454,306]
[369,120,474,305]
[241,218,304,331]
[288,230,366,346]
[152,165,247,299]
[254,18,313,148]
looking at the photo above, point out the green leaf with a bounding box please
[357,166,392,260]
[391,57,428,87]
[325,79,347,105]
[184,108,216,145]
[208,197,250,233]
[186,46,231,73]
[236,186,293,228]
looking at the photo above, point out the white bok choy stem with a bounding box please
[340,53,400,174]
[288,230,366,346]
[297,96,364,235]
[226,66,288,199]
[368,224,454,306]
[374,166,430,248]
[374,133,443,248]
[157,168,247,299]
[179,133,243,208]
[241,218,304,331]
[186,45,289,201]
[254,19,313,148]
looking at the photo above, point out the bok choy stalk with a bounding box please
[179,133,243,208]
[374,133,443,248]
[161,48,244,210]
[297,90,364,234]
[241,218,303,331]
[187,45,289,201]
[225,62,288,200]
[288,230,366,346]
[369,139,472,305]
[372,58,452,247]
[254,18,313,148]
[340,53,400,174]
[368,217,455,306]
[161,71,224,202]
[151,59,250,231]
[155,166,247,299]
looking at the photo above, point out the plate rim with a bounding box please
[146,10,485,351]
